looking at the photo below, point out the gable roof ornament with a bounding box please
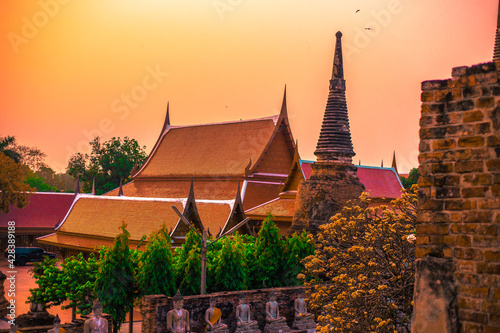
[118,178,123,196]
[278,85,288,123]
[74,178,80,200]
[161,102,171,134]
[247,87,296,175]
[391,151,399,175]
[219,180,251,236]
[170,178,205,238]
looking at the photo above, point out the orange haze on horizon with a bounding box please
[0,0,497,174]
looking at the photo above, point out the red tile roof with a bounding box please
[356,166,404,199]
[105,179,240,200]
[242,181,283,211]
[56,195,185,241]
[0,193,74,229]
[38,194,238,251]
[135,117,279,178]
[299,161,403,199]
[245,197,296,220]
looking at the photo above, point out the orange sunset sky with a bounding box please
[1,0,497,174]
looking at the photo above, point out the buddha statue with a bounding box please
[263,292,290,333]
[235,293,260,333]
[292,290,316,332]
[204,296,228,333]
[166,290,190,333]
[84,299,108,333]
[265,292,286,324]
[48,314,66,333]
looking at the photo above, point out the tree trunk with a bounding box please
[129,307,133,333]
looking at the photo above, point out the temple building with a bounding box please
[39,94,298,257]
[38,32,403,255]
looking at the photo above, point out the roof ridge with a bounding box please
[29,192,75,195]
[72,193,235,204]
[167,115,279,129]
[244,197,280,213]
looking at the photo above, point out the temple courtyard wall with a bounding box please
[412,61,500,332]
[141,286,309,333]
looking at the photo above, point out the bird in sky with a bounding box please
[356,9,360,13]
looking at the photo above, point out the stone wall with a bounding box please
[142,286,310,333]
[413,62,500,332]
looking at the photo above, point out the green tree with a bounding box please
[173,229,201,295]
[302,188,417,333]
[138,224,176,297]
[95,223,135,333]
[282,231,314,286]
[212,233,248,292]
[24,170,57,192]
[400,167,419,189]
[61,252,100,315]
[250,214,285,289]
[206,236,223,293]
[67,137,147,194]
[0,152,33,213]
[28,257,66,309]
[36,165,77,192]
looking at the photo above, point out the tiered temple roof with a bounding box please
[106,89,295,211]
[39,92,295,254]
[38,180,247,252]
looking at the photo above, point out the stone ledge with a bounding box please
[452,62,497,78]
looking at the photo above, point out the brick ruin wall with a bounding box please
[413,62,500,332]
[141,286,309,333]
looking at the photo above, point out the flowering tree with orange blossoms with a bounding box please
[301,186,417,333]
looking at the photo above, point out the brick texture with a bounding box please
[413,61,500,332]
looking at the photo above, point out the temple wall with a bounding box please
[141,286,310,333]
[255,128,293,175]
[412,62,500,332]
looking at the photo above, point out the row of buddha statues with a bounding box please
[21,290,315,333]
[166,290,316,333]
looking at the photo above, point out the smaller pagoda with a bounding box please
[289,31,365,234]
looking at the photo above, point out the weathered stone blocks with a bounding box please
[414,61,500,332]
